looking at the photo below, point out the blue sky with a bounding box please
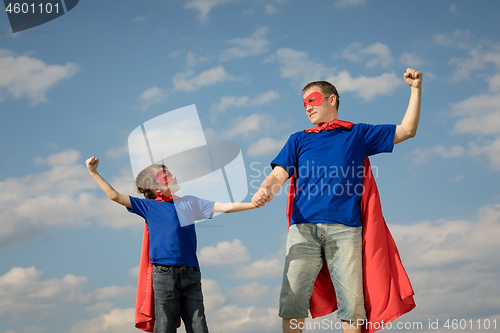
[1,0,500,332]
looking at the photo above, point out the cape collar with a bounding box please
[154,193,179,202]
[304,119,354,133]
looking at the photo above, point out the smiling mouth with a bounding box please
[309,112,317,118]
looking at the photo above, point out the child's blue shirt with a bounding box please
[127,195,214,266]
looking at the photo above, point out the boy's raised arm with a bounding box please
[212,202,258,213]
[86,156,131,208]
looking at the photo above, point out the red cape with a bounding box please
[135,223,155,332]
[287,158,415,333]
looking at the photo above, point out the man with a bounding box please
[252,68,422,333]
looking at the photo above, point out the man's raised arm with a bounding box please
[251,165,290,207]
[394,68,422,145]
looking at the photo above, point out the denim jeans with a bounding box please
[153,265,209,333]
[279,223,366,321]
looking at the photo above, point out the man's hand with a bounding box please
[404,68,422,89]
[86,156,99,173]
[252,188,273,207]
[394,68,422,144]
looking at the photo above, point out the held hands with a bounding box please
[252,188,273,207]
[404,68,422,89]
[86,156,99,173]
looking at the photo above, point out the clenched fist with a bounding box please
[404,68,422,89]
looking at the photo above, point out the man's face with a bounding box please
[302,86,337,125]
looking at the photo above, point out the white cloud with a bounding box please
[128,266,139,279]
[273,48,332,86]
[229,282,269,304]
[210,90,279,116]
[439,34,500,84]
[0,150,140,249]
[172,66,239,91]
[447,93,500,170]
[138,86,167,111]
[0,49,79,105]
[133,16,147,22]
[328,70,401,100]
[232,258,283,279]
[247,136,287,157]
[451,93,500,135]
[449,3,457,13]
[201,278,227,312]
[205,112,289,144]
[210,95,250,114]
[71,288,267,333]
[264,4,278,15]
[186,51,209,67]
[202,279,280,333]
[468,138,500,171]
[272,48,402,100]
[69,308,136,333]
[168,50,181,59]
[208,304,280,332]
[0,267,135,322]
[84,301,115,313]
[198,239,251,265]
[341,42,393,68]
[434,29,475,49]
[335,0,366,8]
[185,0,237,22]
[400,52,424,68]
[411,144,466,163]
[106,146,129,159]
[409,140,500,172]
[220,27,269,61]
[260,0,289,15]
[386,202,500,322]
[254,90,280,104]
[489,72,500,92]
[450,47,491,81]
[223,113,280,139]
[4,326,47,333]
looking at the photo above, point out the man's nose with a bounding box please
[305,104,314,112]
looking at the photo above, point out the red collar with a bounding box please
[304,119,354,133]
[154,193,179,202]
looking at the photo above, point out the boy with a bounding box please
[86,156,257,333]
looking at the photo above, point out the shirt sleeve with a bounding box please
[185,196,215,220]
[127,196,149,219]
[362,124,396,156]
[271,132,300,177]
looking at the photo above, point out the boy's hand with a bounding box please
[86,156,99,173]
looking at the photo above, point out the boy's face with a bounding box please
[154,169,180,196]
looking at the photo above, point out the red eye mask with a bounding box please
[303,91,328,109]
[155,169,172,185]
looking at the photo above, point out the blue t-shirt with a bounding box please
[128,195,215,266]
[271,123,396,227]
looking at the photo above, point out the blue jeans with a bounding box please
[279,223,366,321]
[153,265,209,333]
